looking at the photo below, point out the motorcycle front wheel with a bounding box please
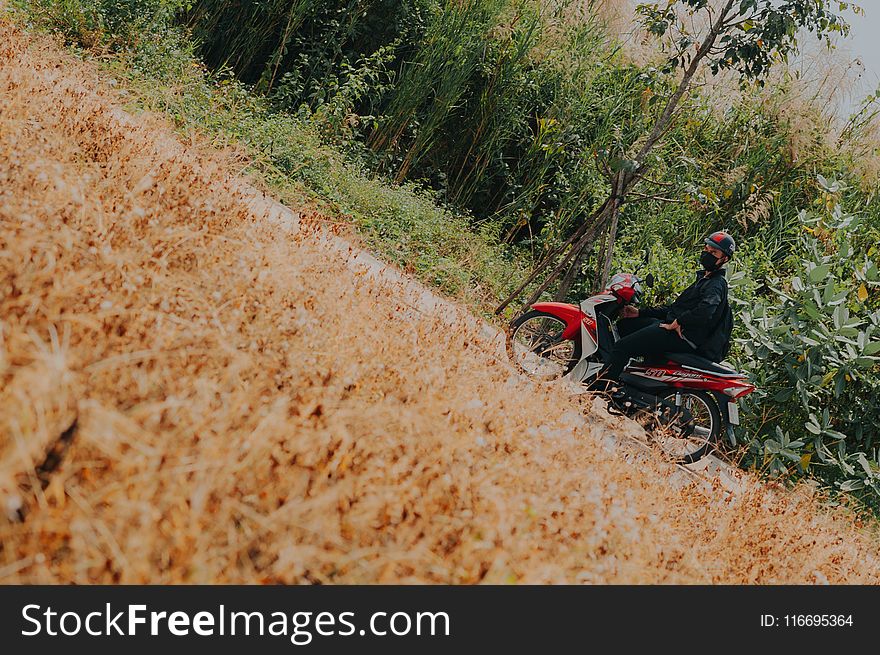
[506,310,582,382]
[637,390,721,464]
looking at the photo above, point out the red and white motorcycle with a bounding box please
[505,272,755,463]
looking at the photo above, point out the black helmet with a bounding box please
[704,231,735,258]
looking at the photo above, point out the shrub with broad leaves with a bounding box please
[733,177,880,508]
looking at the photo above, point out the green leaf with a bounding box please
[821,370,837,387]
[772,388,794,402]
[833,304,845,329]
[827,290,849,306]
[834,374,846,398]
[809,264,831,283]
[857,453,875,477]
[802,302,821,322]
[863,341,880,356]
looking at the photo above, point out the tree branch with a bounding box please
[627,191,688,204]
[634,0,737,165]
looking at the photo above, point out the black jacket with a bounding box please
[641,268,729,353]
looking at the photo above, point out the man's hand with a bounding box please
[620,306,639,319]
[660,319,684,339]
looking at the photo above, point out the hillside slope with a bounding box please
[2,22,879,584]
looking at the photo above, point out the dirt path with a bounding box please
[2,21,880,584]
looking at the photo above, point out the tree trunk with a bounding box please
[494,196,611,314]
[496,174,627,315]
[599,202,621,289]
[554,237,591,302]
[591,224,609,292]
[517,198,618,311]
[632,0,736,164]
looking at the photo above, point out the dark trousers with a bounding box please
[604,316,696,380]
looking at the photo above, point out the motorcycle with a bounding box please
[505,271,755,464]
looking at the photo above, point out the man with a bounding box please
[601,230,736,386]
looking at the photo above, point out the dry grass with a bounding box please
[2,20,880,584]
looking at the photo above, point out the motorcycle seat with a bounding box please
[662,352,743,377]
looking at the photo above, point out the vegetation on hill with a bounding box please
[9,0,880,512]
[5,19,880,583]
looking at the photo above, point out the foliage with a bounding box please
[636,0,854,81]
[185,1,628,237]
[273,38,400,143]
[732,181,880,508]
[18,0,190,46]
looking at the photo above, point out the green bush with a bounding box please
[19,0,189,46]
[733,178,880,507]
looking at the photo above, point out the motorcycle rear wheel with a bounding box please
[636,390,721,464]
[506,310,582,381]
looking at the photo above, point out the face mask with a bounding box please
[700,251,720,271]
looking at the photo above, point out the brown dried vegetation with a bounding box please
[1,22,879,584]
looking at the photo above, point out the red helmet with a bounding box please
[704,231,736,258]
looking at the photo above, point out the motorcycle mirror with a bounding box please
[644,273,655,288]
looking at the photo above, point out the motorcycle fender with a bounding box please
[712,392,738,446]
[711,392,735,423]
[530,302,587,341]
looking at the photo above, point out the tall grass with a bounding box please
[370,0,510,180]
[436,4,542,206]
[185,0,629,237]
[185,0,318,85]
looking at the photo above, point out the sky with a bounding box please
[834,3,880,117]
[609,1,880,120]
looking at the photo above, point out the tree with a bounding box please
[495,0,857,315]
